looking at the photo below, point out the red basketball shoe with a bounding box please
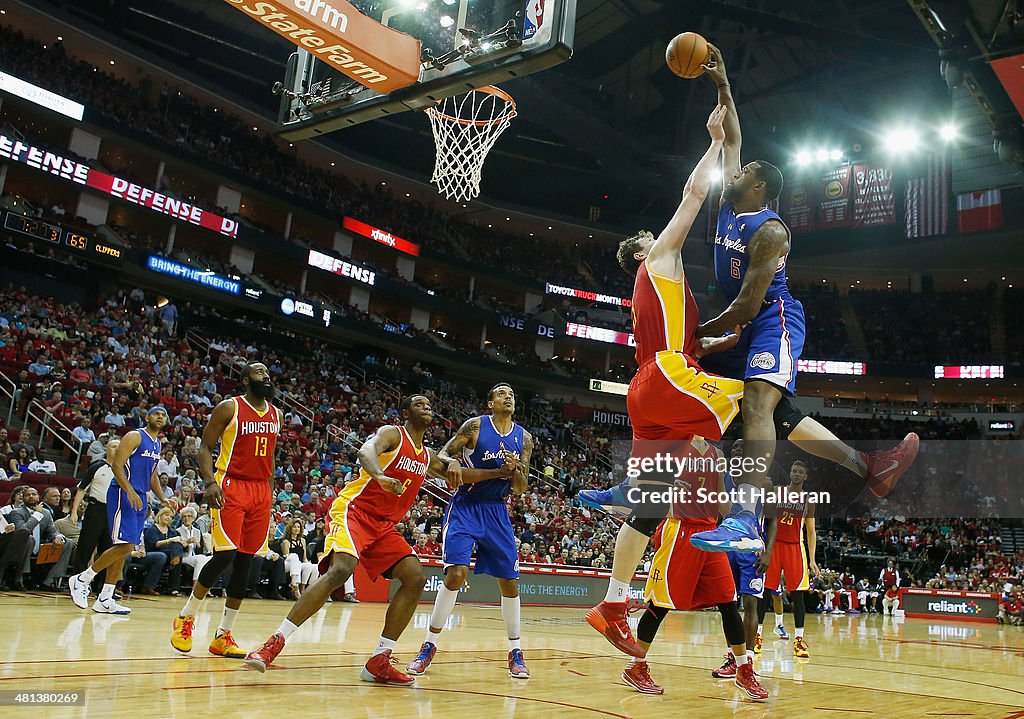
[735,663,768,700]
[361,650,416,687]
[711,653,737,679]
[244,632,286,673]
[586,601,644,657]
[622,661,663,694]
[861,433,919,498]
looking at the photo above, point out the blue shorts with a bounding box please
[442,498,519,580]
[107,484,147,546]
[700,295,806,395]
[729,551,765,599]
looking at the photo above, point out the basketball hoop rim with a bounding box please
[427,85,517,127]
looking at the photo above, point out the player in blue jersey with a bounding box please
[407,382,534,679]
[69,406,168,615]
[687,45,919,554]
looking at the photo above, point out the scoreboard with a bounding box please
[2,211,123,263]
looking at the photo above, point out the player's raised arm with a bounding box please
[357,425,404,495]
[696,219,790,338]
[198,398,235,509]
[437,417,481,487]
[703,44,741,178]
[646,105,728,274]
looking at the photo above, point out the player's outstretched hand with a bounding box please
[702,44,727,85]
[706,104,727,143]
[694,324,742,358]
[204,482,225,509]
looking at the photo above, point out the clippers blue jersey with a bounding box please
[714,202,792,304]
[125,428,161,493]
[455,415,524,504]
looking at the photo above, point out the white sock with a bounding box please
[604,578,629,603]
[277,618,299,640]
[736,652,749,666]
[775,613,784,627]
[839,445,866,476]
[795,627,805,639]
[735,483,758,513]
[219,607,238,634]
[180,593,202,618]
[98,583,115,601]
[758,624,766,636]
[501,595,522,651]
[372,636,397,658]
[425,628,442,647]
[627,653,646,666]
[428,585,460,640]
[80,567,98,582]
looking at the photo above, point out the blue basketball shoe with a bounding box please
[577,481,634,516]
[689,509,765,553]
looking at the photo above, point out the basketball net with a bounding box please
[426,86,516,203]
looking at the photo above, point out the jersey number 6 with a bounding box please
[730,257,742,280]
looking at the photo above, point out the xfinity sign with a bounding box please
[343,217,420,255]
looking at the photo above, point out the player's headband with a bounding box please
[147,406,168,417]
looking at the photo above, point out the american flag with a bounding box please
[904,153,949,238]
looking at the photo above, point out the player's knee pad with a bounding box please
[773,397,805,440]
[626,513,663,538]
[225,553,255,599]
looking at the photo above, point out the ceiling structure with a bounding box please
[26,1,1024,227]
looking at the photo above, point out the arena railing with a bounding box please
[23,400,83,478]
[0,369,15,426]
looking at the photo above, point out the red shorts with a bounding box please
[210,477,271,555]
[765,541,809,593]
[644,519,736,610]
[321,501,414,581]
[628,351,744,442]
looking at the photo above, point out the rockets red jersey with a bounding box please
[214,397,281,483]
[775,492,807,544]
[669,439,722,528]
[335,425,429,522]
[632,258,699,366]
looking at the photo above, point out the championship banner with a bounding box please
[852,163,896,227]
[780,182,814,234]
[818,165,852,229]
[900,588,1000,624]
[223,0,421,93]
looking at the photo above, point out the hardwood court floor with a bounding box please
[1,590,1022,719]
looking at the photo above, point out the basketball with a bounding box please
[666,32,711,78]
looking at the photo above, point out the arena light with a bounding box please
[829,149,843,160]
[883,128,920,154]
[795,150,812,166]
[815,149,829,162]
[940,123,958,141]
[440,15,454,28]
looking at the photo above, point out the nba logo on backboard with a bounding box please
[524,0,545,39]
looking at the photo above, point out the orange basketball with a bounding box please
[666,32,711,79]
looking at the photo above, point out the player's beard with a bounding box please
[250,379,277,401]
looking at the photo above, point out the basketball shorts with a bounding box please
[644,518,736,610]
[627,350,744,442]
[107,483,147,546]
[210,477,271,555]
[699,296,806,395]
[765,541,809,593]
[441,499,519,579]
[729,550,765,599]
[321,500,414,581]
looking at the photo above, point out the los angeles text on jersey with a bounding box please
[239,420,281,435]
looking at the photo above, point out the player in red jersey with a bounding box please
[622,438,767,700]
[759,461,818,658]
[171,362,280,658]
[244,396,516,685]
[585,104,747,658]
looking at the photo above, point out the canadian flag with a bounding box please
[957,189,1003,233]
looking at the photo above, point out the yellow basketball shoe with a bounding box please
[209,630,247,658]
[171,616,194,653]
